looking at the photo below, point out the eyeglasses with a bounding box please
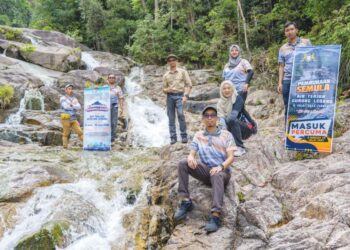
[203,114,217,119]
[108,77,116,79]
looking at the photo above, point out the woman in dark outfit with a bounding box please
[217,80,246,157]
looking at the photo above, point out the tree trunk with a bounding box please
[155,0,159,23]
[170,0,173,30]
[237,0,250,58]
[237,3,240,44]
[141,0,146,9]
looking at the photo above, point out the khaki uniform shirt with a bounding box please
[163,68,192,93]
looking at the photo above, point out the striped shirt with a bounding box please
[191,129,236,169]
[278,37,312,80]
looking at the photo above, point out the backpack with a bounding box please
[238,109,257,140]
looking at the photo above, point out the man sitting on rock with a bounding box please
[175,105,235,233]
[60,84,83,149]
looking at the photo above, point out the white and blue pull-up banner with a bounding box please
[286,45,341,153]
[83,86,111,151]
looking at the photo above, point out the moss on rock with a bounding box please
[15,229,55,250]
[0,26,23,41]
[14,221,70,250]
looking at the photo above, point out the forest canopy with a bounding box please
[1,0,350,88]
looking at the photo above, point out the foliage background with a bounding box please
[1,0,349,89]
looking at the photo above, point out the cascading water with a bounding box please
[81,52,101,70]
[23,33,40,46]
[0,151,152,250]
[6,89,45,125]
[125,67,170,147]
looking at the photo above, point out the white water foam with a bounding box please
[0,178,149,250]
[81,52,101,70]
[125,67,169,147]
[6,89,45,125]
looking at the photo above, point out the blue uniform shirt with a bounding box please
[278,37,312,81]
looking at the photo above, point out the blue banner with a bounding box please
[286,45,341,153]
[83,86,111,151]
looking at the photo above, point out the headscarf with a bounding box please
[228,44,241,69]
[217,80,238,118]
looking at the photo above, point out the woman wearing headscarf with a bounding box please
[217,80,246,157]
[222,45,254,102]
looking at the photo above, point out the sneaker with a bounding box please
[205,215,221,233]
[174,200,194,221]
[234,146,246,157]
[170,138,177,145]
[181,138,188,144]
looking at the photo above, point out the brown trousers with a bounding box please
[178,159,231,213]
[61,119,83,148]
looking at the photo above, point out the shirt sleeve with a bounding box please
[162,74,168,89]
[72,100,81,110]
[60,96,71,110]
[242,59,253,71]
[117,86,124,98]
[278,48,285,64]
[183,70,192,88]
[190,133,199,152]
[225,132,236,152]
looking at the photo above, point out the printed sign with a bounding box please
[286,45,341,153]
[83,86,111,151]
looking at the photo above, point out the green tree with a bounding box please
[0,0,31,27]
[79,0,105,50]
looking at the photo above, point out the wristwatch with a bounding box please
[219,164,225,171]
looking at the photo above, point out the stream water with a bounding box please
[0,52,170,249]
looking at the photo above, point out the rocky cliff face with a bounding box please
[0,27,349,249]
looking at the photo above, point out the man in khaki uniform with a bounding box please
[163,54,192,144]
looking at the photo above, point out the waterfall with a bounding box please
[125,67,170,147]
[23,34,40,45]
[0,152,151,250]
[6,89,45,125]
[81,52,101,70]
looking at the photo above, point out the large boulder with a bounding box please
[189,83,219,101]
[0,164,72,202]
[57,70,101,90]
[39,86,61,111]
[0,39,81,72]
[82,51,134,74]
[0,26,77,48]
[0,123,63,146]
[22,28,77,48]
